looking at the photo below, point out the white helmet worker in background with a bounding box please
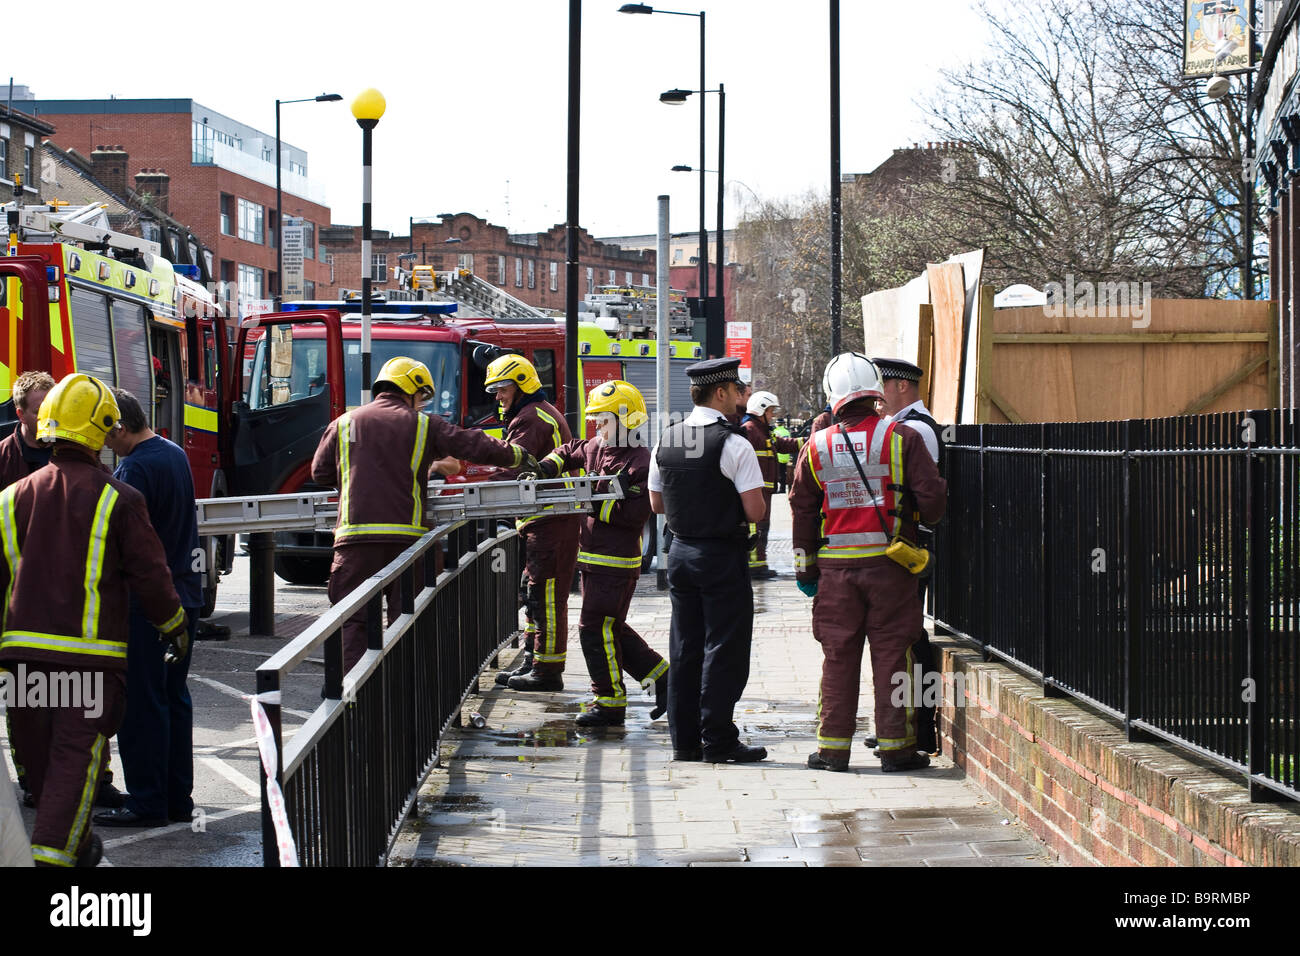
[821,352,884,415]
[746,390,781,420]
[738,389,803,579]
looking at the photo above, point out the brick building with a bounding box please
[1,103,54,204]
[20,97,332,312]
[320,212,655,311]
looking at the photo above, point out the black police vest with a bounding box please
[896,407,943,471]
[656,419,747,540]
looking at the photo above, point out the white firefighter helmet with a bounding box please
[746,390,781,416]
[822,352,883,414]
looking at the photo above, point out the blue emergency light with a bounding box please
[173,264,201,280]
[279,300,458,316]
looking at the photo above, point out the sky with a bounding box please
[5,0,994,240]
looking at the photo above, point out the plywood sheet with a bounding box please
[947,250,985,424]
[926,262,967,424]
[860,271,930,362]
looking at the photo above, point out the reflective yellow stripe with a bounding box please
[337,415,353,527]
[157,607,185,634]
[762,481,774,489]
[335,523,426,538]
[817,545,889,560]
[543,578,556,657]
[66,734,104,858]
[81,485,119,641]
[817,737,852,750]
[598,498,615,523]
[534,652,566,663]
[594,696,626,707]
[542,451,565,472]
[0,632,127,658]
[645,659,669,684]
[409,413,429,527]
[535,407,564,451]
[793,552,815,570]
[0,486,19,615]
[602,616,624,704]
[183,403,219,433]
[578,551,642,569]
[755,450,774,457]
[32,845,76,867]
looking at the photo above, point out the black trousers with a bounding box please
[666,536,754,753]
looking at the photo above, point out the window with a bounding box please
[533,349,556,396]
[641,273,649,286]
[549,261,558,292]
[498,255,507,285]
[515,258,523,287]
[371,253,387,282]
[300,221,314,260]
[22,147,32,186]
[608,270,616,284]
[625,272,633,286]
[220,195,234,236]
[304,280,315,298]
[238,264,264,303]
[586,267,594,295]
[673,248,682,263]
[324,252,334,284]
[238,198,264,244]
[0,136,7,180]
[457,253,474,273]
[527,260,535,289]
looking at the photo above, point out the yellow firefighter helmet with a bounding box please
[374,356,435,399]
[585,379,648,430]
[36,373,121,452]
[483,355,541,394]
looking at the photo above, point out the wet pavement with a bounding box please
[391,498,1054,867]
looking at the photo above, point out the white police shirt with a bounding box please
[648,406,765,494]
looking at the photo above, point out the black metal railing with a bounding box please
[932,409,1299,803]
[255,520,521,865]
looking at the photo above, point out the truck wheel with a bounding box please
[199,535,222,618]
[275,555,332,586]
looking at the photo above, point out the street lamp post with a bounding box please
[352,88,386,404]
[620,4,712,351]
[663,83,724,305]
[274,93,341,310]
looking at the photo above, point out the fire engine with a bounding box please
[237,266,702,583]
[1,199,232,615]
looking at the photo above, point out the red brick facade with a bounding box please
[320,213,655,310]
[30,106,331,303]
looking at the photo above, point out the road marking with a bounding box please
[199,756,263,798]
[190,674,314,719]
[100,803,260,850]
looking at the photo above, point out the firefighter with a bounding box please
[532,380,668,726]
[0,373,189,867]
[771,420,794,494]
[790,353,946,773]
[483,354,582,693]
[739,391,802,579]
[311,356,536,674]
[875,356,942,755]
[650,357,768,763]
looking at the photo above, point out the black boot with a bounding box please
[880,751,931,773]
[507,670,564,692]
[494,649,534,686]
[576,705,625,727]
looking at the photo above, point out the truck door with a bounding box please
[230,310,343,497]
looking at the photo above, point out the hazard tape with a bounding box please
[250,696,300,867]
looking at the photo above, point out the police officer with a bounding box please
[739,391,802,578]
[534,380,668,726]
[650,357,768,763]
[311,357,535,673]
[482,354,582,693]
[875,357,943,754]
[0,374,189,866]
[789,354,946,773]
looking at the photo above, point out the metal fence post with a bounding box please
[1246,410,1278,801]
[1041,423,1057,695]
[1123,419,1147,739]
[256,668,283,868]
[978,425,992,660]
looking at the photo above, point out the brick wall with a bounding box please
[320,213,655,309]
[37,110,331,297]
[936,638,1300,866]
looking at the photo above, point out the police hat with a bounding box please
[872,357,923,382]
[684,357,742,385]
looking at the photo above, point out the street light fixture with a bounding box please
[274,92,341,309]
[662,83,725,303]
[620,3,715,353]
[352,87,386,403]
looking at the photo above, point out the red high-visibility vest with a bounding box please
[808,418,904,562]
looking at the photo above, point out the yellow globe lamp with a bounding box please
[351,88,386,129]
